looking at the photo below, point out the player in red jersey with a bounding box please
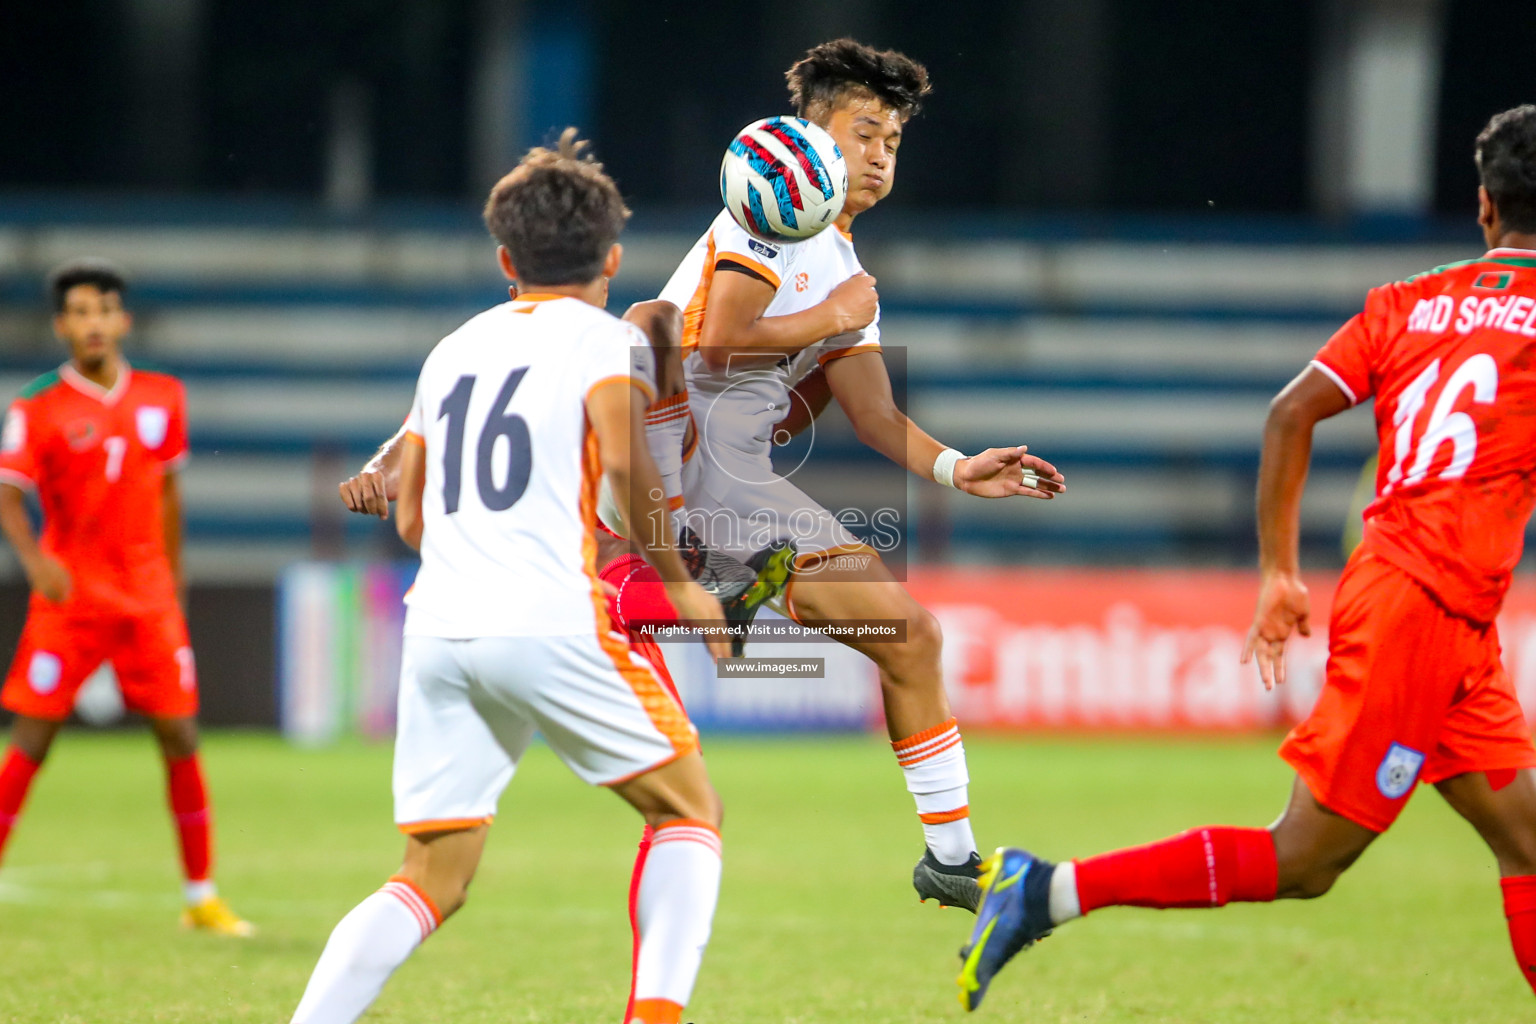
[0,260,252,935]
[956,105,1536,1010]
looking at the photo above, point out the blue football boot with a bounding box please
[956,847,1056,1011]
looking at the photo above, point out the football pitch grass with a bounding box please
[0,730,1525,1023]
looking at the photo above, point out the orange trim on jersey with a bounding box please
[403,431,426,447]
[918,805,971,825]
[580,427,697,757]
[892,717,960,753]
[818,343,881,366]
[680,232,719,352]
[790,541,878,572]
[667,494,685,510]
[396,815,493,835]
[508,292,571,307]
[587,374,657,404]
[715,253,782,290]
[385,873,444,926]
[836,225,853,241]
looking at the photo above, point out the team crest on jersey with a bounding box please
[1375,742,1425,800]
[0,409,23,454]
[747,238,780,260]
[65,419,98,450]
[136,406,168,448]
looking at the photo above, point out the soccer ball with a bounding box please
[720,117,847,242]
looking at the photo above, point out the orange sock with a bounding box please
[628,997,683,1024]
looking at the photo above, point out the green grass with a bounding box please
[0,730,1525,1023]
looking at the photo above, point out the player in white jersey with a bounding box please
[658,40,1067,914]
[292,131,729,1024]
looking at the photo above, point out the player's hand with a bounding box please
[1241,571,1311,691]
[955,446,1066,499]
[26,554,71,605]
[664,581,732,661]
[339,463,392,519]
[823,272,879,333]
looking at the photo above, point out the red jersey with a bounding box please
[1313,247,1536,623]
[0,363,188,614]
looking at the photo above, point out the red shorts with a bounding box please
[1,603,197,721]
[1281,552,1536,832]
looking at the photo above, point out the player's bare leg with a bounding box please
[1268,776,1378,898]
[786,554,982,906]
[148,713,253,936]
[1436,767,1536,992]
[0,715,62,866]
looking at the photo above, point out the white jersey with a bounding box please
[658,211,880,479]
[402,294,654,638]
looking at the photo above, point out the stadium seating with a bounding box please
[0,198,1475,580]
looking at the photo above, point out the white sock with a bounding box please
[291,878,440,1024]
[644,393,690,518]
[633,819,722,1010]
[1048,861,1081,925]
[893,718,977,866]
[184,879,217,904]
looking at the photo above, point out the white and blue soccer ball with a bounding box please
[720,116,847,242]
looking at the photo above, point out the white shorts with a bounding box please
[680,443,871,568]
[393,632,696,833]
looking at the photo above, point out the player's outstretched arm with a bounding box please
[0,483,70,604]
[824,349,1065,498]
[586,379,730,660]
[1241,366,1352,689]
[340,423,408,519]
[696,267,878,371]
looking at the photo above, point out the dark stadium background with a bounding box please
[0,0,1531,732]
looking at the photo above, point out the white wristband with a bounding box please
[932,448,965,489]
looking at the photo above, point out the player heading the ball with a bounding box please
[658,38,1066,915]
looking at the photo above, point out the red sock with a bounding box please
[623,824,656,1024]
[165,754,212,883]
[0,746,41,864]
[1501,875,1536,994]
[1076,826,1277,912]
[601,555,678,634]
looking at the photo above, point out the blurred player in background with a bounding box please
[293,131,730,1024]
[658,38,1065,913]
[956,105,1536,1010]
[0,260,252,935]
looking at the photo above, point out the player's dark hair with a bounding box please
[1476,105,1536,235]
[786,39,932,124]
[483,128,631,287]
[47,258,127,312]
